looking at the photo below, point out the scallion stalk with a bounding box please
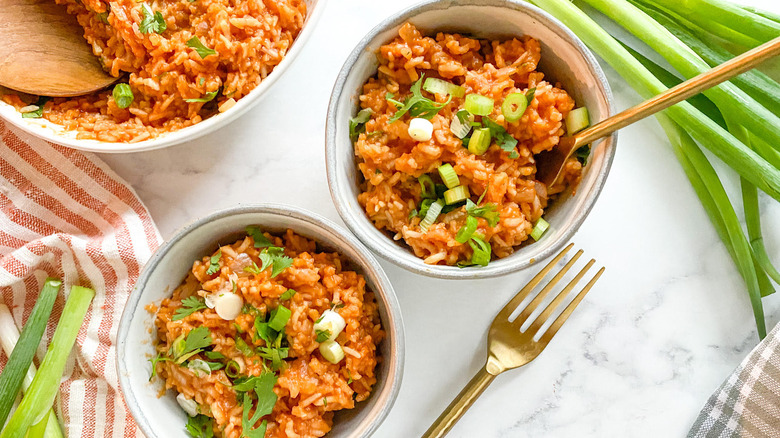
[530,0,780,202]
[581,0,780,154]
[468,128,491,155]
[565,108,590,135]
[443,185,469,205]
[0,305,64,438]
[456,216,478,244]
[637,0,780,44]
[501,93,528,122]
[1,286,95,438]
[0,279,61,426]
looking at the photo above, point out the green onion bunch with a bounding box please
[530,0,780,337]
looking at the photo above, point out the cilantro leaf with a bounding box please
[254,318,275,346]
[483,118,518,155]
[575,144,591,165]
[185,414,214,438]
[387,74,451,123]
[148,353,172,381]
[174,326,212,363]
[185,91,218,103]
[466,199,500,227]
[257,247,293,278]
[186,36,217,59]
[349,108,373,140]
[245,226,273,248]
[139,3,166,34]
[206,250,221,275]
[279,289,296,301]
[258,346,288,372]
[243,262,263,276]
[173,296,207,321]
[204,351,226,360]
[525,87,536,103]
[21,97,50,119]
[235,336,255,357]
[241,372,278,438]
[315,329,331,343]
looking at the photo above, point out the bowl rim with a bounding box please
[0,0,328,154]
[115,203,405,438]
[325,0,616,279]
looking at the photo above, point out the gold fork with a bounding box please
[422,243,605,438]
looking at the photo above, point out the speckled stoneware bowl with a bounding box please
[116,204,404,438]
[0,0,325,153]
[325,0,616,279]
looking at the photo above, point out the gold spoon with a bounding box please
[536,35,780,187]
[0,0,118,97]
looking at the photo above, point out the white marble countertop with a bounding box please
[100,0,780,436]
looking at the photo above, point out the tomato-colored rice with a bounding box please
[150,229,383,438]
[354,23,582,266]
[1,0,305,143]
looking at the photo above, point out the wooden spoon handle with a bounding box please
[573,36,780,148]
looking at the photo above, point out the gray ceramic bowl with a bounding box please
[116,204,404,438]
[325,0,616,279]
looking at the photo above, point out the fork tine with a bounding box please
[495,243,574,321]
[526,258,595,335]
[538,266,605,345]
[511,249,584,327]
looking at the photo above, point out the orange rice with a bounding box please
[150,229,383,438]
[1,0,306,142]
[354,23,583,266]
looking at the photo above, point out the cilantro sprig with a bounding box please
[258,247,293,278]
[240,371,278,438]
[185,414,214,438]
[245,225,273,248]
[139,3,166,34]
[386,74,451,123]
[349,108,373,140]
[206,250,221,275]
[483,118,519,159]
[173,296,207,321]
[171,326,212,364]
[186,36,217,59]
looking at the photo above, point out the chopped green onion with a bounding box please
[423,78,465,98]
[225,360,240,378]
[20,97,49,119]
[0,279,61,427]
[565,107,590,135]
[187,359,212,377]
[444,185,470,205]
[464,94,494,116]
[468,236,492,266]
[112,84,134,109]
[1,286,94,438]
[268,305,291,332]
[420,199,444,232]
[437,164,460,189]
[417,198,436,219]
[450,110,473,138]
[184,91,218,103]
[418,175,436,199]
[318,341,345,364]
[501,93,528,123]
[468,128,491,155]
[456,216,478,244]
[530,217,550,241]
[186,36,217,59]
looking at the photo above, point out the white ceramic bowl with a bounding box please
[326,0,616,279]
[0,0,326,153]
[116,204,404,438]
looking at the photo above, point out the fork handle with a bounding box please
[421,365,497,438]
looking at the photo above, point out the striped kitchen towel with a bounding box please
[0,120,162,437]
[689,323,780,437]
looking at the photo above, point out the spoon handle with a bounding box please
[572,35,780,148]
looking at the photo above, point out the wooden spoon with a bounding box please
[536,35,780,187]
[0,0,118,97]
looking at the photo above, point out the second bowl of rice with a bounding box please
[325,0,616,278]
[116,204,404,438]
